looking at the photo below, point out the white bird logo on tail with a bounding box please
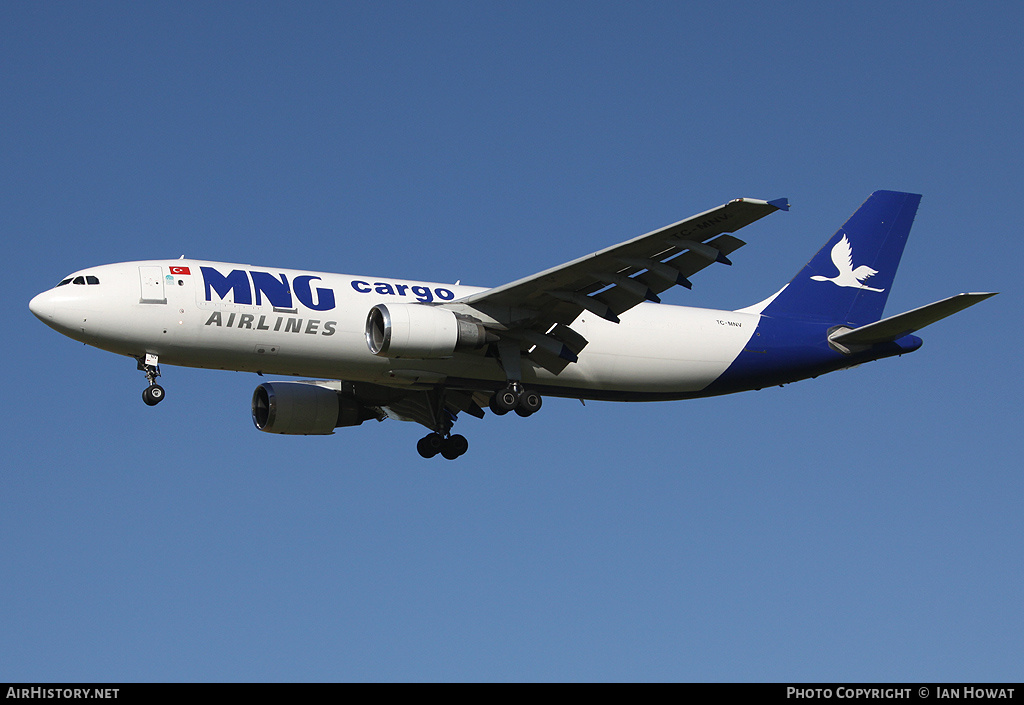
[810,235,884,292]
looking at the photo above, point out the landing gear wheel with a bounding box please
[490,388,519,415]
[417,433,444,459]
[142,384,165,406]
[515,390,542,417]
[488,395,509,416]
[440,434,469,460]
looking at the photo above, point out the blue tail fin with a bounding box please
[760,190,922,326]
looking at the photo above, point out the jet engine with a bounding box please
[365,303,489,358]
[252,382,373,435]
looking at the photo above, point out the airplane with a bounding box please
[28,190,995,460]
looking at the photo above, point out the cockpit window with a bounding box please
[56,274,100,287]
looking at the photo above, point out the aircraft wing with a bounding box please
[451,197,788,374]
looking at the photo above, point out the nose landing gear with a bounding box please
[136,354,166,406]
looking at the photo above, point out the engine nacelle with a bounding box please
[251,382,371,435]
[365,303,488,358]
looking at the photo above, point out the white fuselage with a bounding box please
[30,259,760,398]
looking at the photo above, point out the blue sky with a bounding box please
[2,1,1021,682]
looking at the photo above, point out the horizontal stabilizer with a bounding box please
[829,292,996,351]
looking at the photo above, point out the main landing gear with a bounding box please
[416,383,542,460]
[416,388,470,460]
[416,432,469,460]
[488,383,542,418]
[414,340,543,459]
[137,354,166,406]
[489,340,542,419]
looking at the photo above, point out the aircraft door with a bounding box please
[139,266,167,304]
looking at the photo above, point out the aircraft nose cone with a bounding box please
[29,291,54,321]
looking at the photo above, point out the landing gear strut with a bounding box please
[137,354,166,406]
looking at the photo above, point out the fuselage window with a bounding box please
[86,276,100,285]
